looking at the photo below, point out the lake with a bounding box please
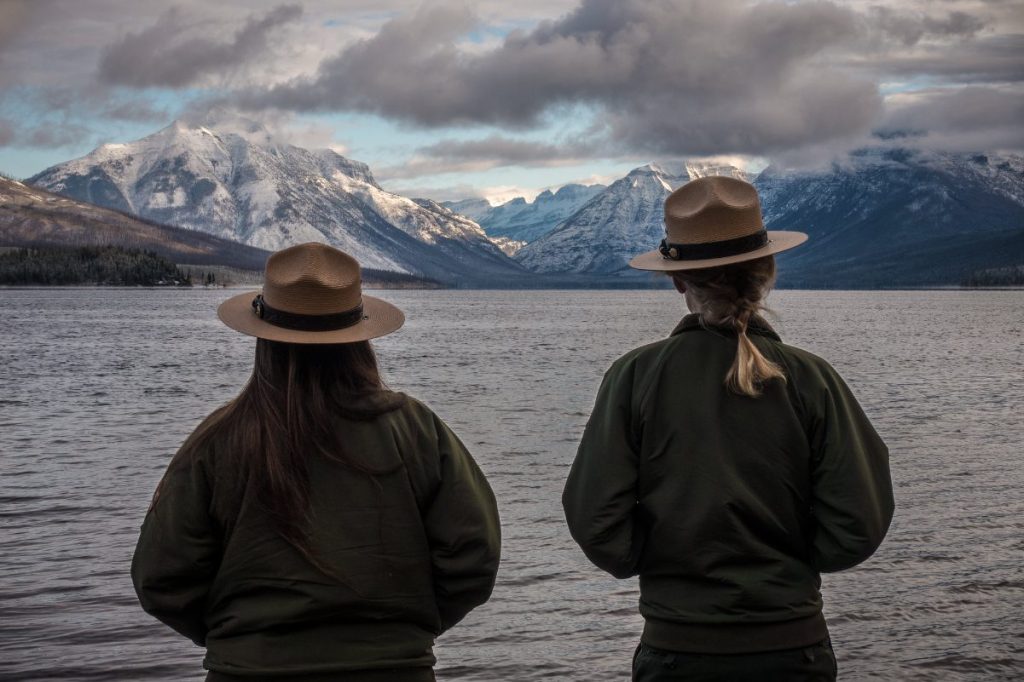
[1,288,1022,681]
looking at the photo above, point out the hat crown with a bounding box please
[664,176,764,245]
[262,243,362,315]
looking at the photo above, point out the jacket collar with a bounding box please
[670,312,782,341]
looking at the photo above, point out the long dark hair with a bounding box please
[174,338,403,572]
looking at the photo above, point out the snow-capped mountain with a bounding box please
[444,183,606,244]
[28,120,522,283]
[756,148,1024,286]
[442,197,493,224]
[516,162,747,273]
[511,151,1024,285]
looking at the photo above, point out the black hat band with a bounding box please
[252,294,366,331]
[659,230,770,261]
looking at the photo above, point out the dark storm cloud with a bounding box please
[235,4,480,121]
[418,135,594,164]
[880,86,1024,150]
[864,34,1024,84]
[98,3,303,88]
[9,84,168,131]
[379,134,600,178]
[864,6,986,47]
[0,116,89,149]
[100,99,169,123]
[236,0,884,156]
[25,123,86,147]
[0,0,39,51]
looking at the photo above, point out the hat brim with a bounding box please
[217,291,405,344]
[628,230,808,271]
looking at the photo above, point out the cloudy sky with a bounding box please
[0,0,1021,202]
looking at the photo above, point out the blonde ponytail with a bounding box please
[673,256,786,397]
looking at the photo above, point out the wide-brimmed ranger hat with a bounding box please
[629,175,807,271]
[218,242,404,344]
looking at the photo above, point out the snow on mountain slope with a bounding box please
[442,198,493,224]
[515,149,1024,284]
[755,148,1024,286]
[489,236,528,256]
[446,183,606,243]
[515,162,743,273]
[28,120,520,282]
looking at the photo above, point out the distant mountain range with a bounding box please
[443,183,605,249]
[462,153,1024,287]
[13,117,1024,288]
[516,161,748,273]
[27,120,522,285]
[756,149,1024,287]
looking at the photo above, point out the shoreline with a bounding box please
[2,284,1022,292]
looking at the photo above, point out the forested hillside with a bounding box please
[0,246,190,285]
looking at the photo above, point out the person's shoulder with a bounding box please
[392,392,431,419]
[184,404,232,448]
[169,403,234,473]
[774,341,831,367]
[771,341,849,389]
[608,336,676,374]
[388,392,450,435]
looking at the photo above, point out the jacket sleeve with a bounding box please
[807,367,895,572]
[562,358,644,579]
[131,451,220,645]
[424,416,501,633]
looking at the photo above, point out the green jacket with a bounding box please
[132,395,500,675]
[562,314,894,653]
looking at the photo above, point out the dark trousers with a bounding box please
[633,639,837,682]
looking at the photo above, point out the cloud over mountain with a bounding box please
[98,4,302,88]
[1,0,1021,180]
[879,87,1024,152]
[236,0,887,157]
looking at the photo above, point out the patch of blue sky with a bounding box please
[463,20,528,44]
[1,149,72,180]
[321,11,400,30]
[879,77,950,96]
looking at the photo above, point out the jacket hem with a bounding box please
[641,612,828,653]
[205,668,435,682]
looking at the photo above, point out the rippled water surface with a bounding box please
[1,288,1022,681]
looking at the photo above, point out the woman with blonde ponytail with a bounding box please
[563,177,894,681]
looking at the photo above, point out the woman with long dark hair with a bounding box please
[132,243,500,681]
[563,176,894,681]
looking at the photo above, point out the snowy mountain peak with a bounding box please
[639,160,689,178]
[516,160,749,274]
[28,122,521,282]
[518,148,1024,283]
[446,182,606,243]
[637,160,750,183]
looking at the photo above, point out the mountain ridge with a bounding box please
[18,119,1024,288]
[0,175,271,270]
[28,120,523,285]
